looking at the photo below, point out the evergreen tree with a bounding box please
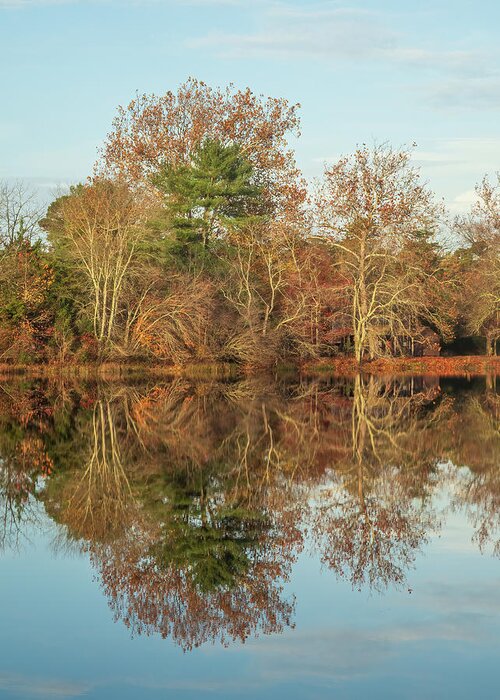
[152,139,264,255]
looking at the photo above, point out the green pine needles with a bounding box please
[152,138,264,252]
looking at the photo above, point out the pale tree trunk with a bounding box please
[486,334,493,356]
[354,230,378,362]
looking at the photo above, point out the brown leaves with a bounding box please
[97,78,305,221]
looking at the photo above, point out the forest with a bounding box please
[0,79,499,368]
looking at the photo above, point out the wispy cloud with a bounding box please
[428,76,500,111]
[414,138,500,173]
[0,673,89,699]
[188,5,471,66]
[239,602,495,685]
[187,2,498,110]
[188,7,399,62]
[413,138,500,212]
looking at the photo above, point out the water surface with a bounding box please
[0,374,499,699]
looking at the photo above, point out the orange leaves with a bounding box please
[316,143,442,237]
[17,436,53,477]
[97,78,305,221]
[13,242,54,306]
[129,273,215,361]
[0,239,56,361]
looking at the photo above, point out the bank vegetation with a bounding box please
[0,80,498,369]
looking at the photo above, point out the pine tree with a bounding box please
[152,139,264,254]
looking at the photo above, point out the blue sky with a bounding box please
[1,0,499,212]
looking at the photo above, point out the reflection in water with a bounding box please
[312,375,441,591]
[446,387,500,555]
[0,374,498,649]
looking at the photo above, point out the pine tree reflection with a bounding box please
[47,381,299,649]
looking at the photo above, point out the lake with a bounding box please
[0,373,499,699]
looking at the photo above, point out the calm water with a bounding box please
[0,374,499,699]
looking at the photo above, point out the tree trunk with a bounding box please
[486,335,493,355]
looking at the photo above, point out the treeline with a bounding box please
[0,79,499,366]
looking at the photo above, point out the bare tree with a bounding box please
[220,221,311,364]
[127,271,215,361]
[456,174,500,355]
[48,179,149,352]
[315,144,444,362]
[0,180,43,248]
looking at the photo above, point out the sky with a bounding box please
[0,0,499,213]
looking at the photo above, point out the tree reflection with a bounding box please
[0,373,498,646]
[446,387,500,554]
[60,398,137,541]
[311,375,442,590]
[43,380,300,649]
[0,383,55,548]
[93,506,296,649]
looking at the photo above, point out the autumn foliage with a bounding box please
[0,80,498,365]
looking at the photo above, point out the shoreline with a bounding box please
[0,356,498,380]
[301,355,500,377]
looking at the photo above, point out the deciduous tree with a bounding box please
[315,144,444,362]
[98,78,305,221]
[456,174,500,355]
[43,180,149,353]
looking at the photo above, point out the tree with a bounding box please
[42,180,149,353]
[280,241,352,359]
[219,220,311,365]
[152,138,263,252]
[0,180,43,249]
[127,271,216,361]
[315,144,444,363]
[396,229,458,352]
[0,182,55,361]
[0,240,54,362]
[456,174,500,355]
[97,78,305,221]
